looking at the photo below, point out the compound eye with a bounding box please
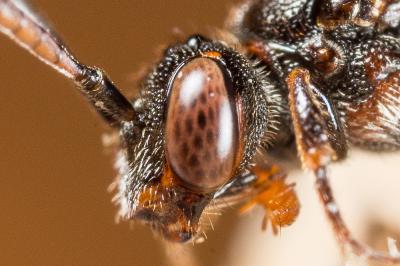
[166,58,239,191]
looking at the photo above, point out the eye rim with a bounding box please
[164,53,245,193]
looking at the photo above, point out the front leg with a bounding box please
[287,67,400,263]
[213,164,300,235]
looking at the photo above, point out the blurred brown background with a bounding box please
[2,1,400,266]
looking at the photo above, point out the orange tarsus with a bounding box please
[240,166,300,235]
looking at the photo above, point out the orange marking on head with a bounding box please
[202,51,222,59]
[137,166,175,209]
[161,165,175,187]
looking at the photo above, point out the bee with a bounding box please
[1,0,400,264]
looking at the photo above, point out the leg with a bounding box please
[213,164,300,235]
[0,0,136,126]
[287,67,400,263]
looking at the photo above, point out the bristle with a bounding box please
[251,58,288,149]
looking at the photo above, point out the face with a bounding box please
[114,35,274,242]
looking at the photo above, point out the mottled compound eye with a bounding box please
[166,57,239,191]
